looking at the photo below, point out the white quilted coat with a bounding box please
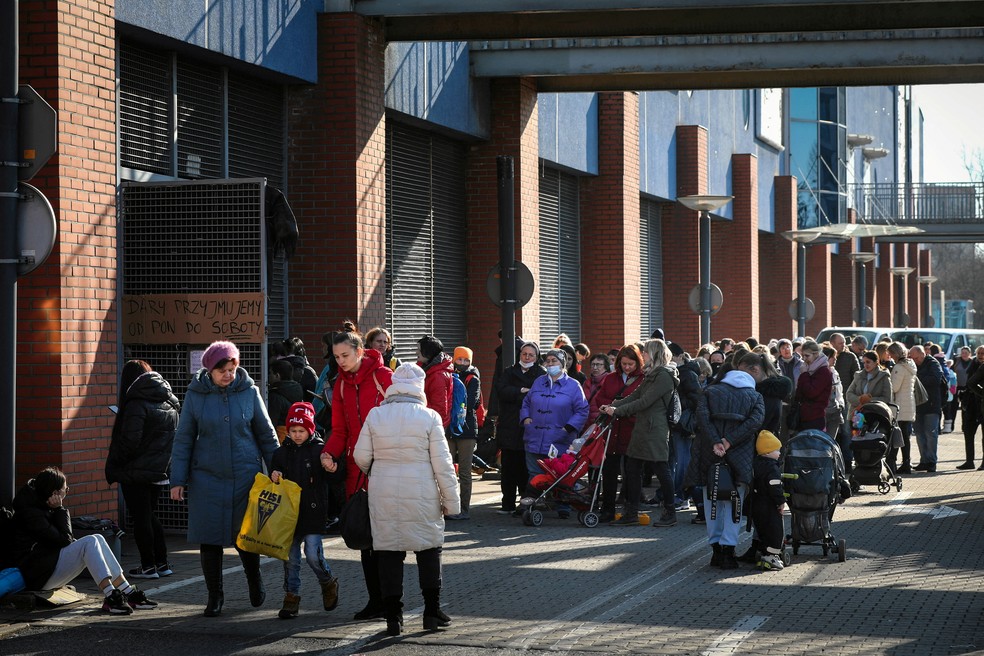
[354,378,460,552]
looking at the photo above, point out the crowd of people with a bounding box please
[5,323,981,623]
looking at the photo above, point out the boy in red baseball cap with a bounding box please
[270,402,339,618]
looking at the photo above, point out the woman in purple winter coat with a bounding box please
[519,348,589,518]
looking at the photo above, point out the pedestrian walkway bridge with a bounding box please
[849,182,984,243]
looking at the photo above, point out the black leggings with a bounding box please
[121,482,167,568]
[624,457,674,513]
[377,547,442,600]
[498,448,528,511]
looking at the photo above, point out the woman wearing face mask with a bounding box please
[417,335,455,429]
[494,342,546,515]
[588,344,646,523]
[445,346,481,520]
[520,348,590,519]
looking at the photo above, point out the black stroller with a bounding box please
[783,429,850,563]
[849,401,904,495]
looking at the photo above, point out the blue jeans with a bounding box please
[283,534,333,595]
[913,413,940,465]
[703,484,747,547]
[670,432,692,499]
[525,451,571,514]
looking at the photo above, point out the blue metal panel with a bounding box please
[847,86,899,184]
[539,93,598,175]
[117,0,321,82]
[385,42,489,138]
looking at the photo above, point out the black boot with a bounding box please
[383,596,403,636]
[422,587,451,630]
[709,543,722,567]
[720,545,739,570]
[354,550,383,620]
[239,550,266,607]
[200,546,224,617]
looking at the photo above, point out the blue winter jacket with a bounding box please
[519,372,589,456]
[171,367,279,546]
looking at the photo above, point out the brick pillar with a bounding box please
[580,92,641,352]
[759,176,797,341]
[662,125,707,351]
[919,248,934,327]
[287,13,386,352]
[17,1,118,513]
[832,233,855,328]
[894,243,911,327]
[806,243,832,337]
[908,243,921,327]
[712,154,759,342]
[876,242,895,327]
[859,236,878,326]
[465,78,540,389]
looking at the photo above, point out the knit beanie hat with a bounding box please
[520,341,540,359]
[286,401,316,437]
[544,348,567,368]
[756,430,782,455]
[668,341,685,358]
[417,335,444,362]
[454,346,473,362]
[391,362,426,394]
[202,341,240,371]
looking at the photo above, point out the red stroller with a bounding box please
[522,416,613,528]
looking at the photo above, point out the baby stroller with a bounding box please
[522,416,613,528]
[849,401,904,495]
[783,429,849,563]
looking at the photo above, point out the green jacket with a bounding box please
[612,364,679,462]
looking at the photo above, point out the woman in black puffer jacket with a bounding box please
[105,360,180,580]
[494,342,547,515]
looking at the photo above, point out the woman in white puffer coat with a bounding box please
[354,363,460,637]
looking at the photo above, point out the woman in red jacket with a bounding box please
[794,340,833,432]
[417,335,454,428]
[321,323,393,622]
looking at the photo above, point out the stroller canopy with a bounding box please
[858,401,896,424]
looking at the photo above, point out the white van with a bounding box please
[815,327,892,349]
[887,329,984,360]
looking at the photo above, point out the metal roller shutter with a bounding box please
[386,122,467,361]
[176,60,224,179]
[119,42,172,175]
[640,197,665,339]
[539,166,581,345]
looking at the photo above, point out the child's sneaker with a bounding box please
[126,588,159,610]
[128,565,159,579]
[757,554,785,571]
[155,562,173,577]
[102,589,134,615]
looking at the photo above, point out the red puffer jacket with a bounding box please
[323,349,393,498]
[422,353,454,428]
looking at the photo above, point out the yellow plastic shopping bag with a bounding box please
[236,472,301,560]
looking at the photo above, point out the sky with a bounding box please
[912,84,984,183]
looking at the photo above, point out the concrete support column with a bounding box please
[876,242,895,327]
[580,92,641,350]
[759,176,797,341]
[712,154,759,341]
[908,243,921,327]
[806,243,832,336]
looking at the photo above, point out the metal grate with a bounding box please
[538,166,581,345]
[119,41,172,175]
[385,121,468,362]
[120,180,263,294]
[176,60,224,179]
[639,197,665,339]
[229,74,286,189]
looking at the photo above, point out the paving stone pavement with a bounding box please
[3,424,984,655]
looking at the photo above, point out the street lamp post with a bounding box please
[781,230,850,337]
[677,195,733,346]
[890,266,915,327]
[918,275,938,327]
[848,252,877,327]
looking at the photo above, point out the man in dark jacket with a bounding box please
[687,369,764,569]
[494,341,545,515]
[911,345,944,472]
[269,358,305,442]
[960,346,984,470]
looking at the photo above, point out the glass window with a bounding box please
[819,87,839,122]
[790,88,818,120]
[819,192,841,226]
[790,122,819,188]
[797,189,820,229]
[819,123,840,192]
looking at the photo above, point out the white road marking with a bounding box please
[886,490,967,519]
[701,615,770,656]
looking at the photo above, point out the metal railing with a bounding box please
[849,182,984,225]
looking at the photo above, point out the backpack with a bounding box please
[666,387,683,428]
[449,373,467,437]
[464,374,486,429]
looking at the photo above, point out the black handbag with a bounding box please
[706,458,741,523]
[338,471,372,551]
[786,402,801,432]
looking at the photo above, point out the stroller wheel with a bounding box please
[878,482,891,495]
[781,548,791,567]
[529,509,544,527]
[582,512,600,528]
[522,510,534,526]
[577,511,586,524]
[838,538,847,562]
[895,478,903,492]
[822,542,829,557]
[792,540,800,555]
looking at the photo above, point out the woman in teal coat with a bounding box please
[171,341,279,618]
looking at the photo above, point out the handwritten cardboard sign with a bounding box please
[122,293,265,344]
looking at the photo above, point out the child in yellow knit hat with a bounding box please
[749,430,786,570]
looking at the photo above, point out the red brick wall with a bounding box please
[17,0,119,513]
[831,235,855,328]
[859,236,877,326]
[287,13,387,354]
[805,244,832,337]
[759,176,796,341]
[919,248,933,327]
[712,154,759,342]
[464,77,539,386]
[875,242,895,327]
[662,125,707,352]
[908,243,921,327]
[580,92,641,352]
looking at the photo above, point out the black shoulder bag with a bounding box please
[338,470,372,551]
[706,457,741,523]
